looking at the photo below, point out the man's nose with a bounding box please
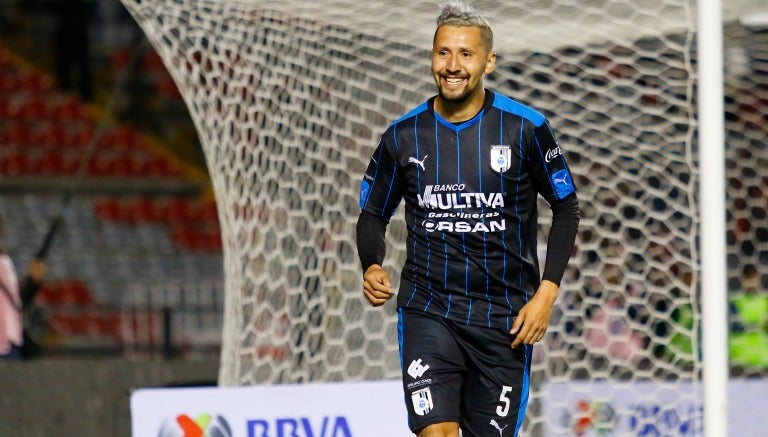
[446,55,460,72]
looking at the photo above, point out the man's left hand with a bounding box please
[509,280,558,348]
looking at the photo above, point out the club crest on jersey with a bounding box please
[490,145,511,173]
[411,387,434,416]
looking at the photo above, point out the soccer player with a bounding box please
[355,1,580,436]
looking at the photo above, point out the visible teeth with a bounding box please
[446,78,463,84]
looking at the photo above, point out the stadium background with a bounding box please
[0,0,765,435]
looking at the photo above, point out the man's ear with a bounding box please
[485,51,497,74]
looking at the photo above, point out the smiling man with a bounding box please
[356,1,581,436]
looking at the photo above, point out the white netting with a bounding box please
[121,0,767,434]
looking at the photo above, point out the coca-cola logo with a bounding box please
[545,146,562,162]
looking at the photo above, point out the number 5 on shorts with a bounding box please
[496,385,513,417]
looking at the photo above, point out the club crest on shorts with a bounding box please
[411,387,434,416]
[490,145,511,173]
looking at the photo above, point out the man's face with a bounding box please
[431,25,495,105]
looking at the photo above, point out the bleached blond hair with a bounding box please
[435,1,494,51]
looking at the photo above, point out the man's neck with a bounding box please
[434,89,487,123]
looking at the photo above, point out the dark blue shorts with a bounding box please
[398,308,531,436]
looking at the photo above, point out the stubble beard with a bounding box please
[437,83,472,104]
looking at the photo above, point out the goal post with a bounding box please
[697,1,728,436]
[121,0,767,434]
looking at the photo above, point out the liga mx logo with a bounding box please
[158,413,232,437]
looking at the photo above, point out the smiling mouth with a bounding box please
[443,77,465,86]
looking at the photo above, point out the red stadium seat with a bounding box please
[0,151,35,175]
[86,154,116,176]
[129,197,164,222]
[100,126,140,150]
[93,197,126,221]
[110,154,140,176]
[2,123,33,146]
[35,283,60,305]
[53,97,89,122]
[37,124,68,148]
[0,98,12,117]
[143,155,181,177]
[163,197,197,223]
[142,50,166,72]
[156,76,182,99]
[16,71,53,93]
[0,46,12,70]
[202,228,223,251]
[0,73,17,93]
[57,279,95,305]
[37,153,67,174]
[17,96,51,120]
[109,47,133,70]
[171,228,197,249]
[199,199,219,222]
[95,312,123,338]
[170,226,222,251]
[69,124,94,149]
[48,312,83,334]
[35,279,94,306]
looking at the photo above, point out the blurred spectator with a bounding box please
[729,264,768,369]
[0,214,46,360]
[585,291,646,366]
[649,272,698,369]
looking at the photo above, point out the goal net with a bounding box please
[121,0,767,434]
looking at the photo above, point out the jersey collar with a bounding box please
[429,89,496,132]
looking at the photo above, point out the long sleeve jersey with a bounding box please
[358,90,579,331]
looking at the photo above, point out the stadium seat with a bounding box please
[99,126,140,150]
[36,283,60,305]
[171,228,197,249]
[128,197,164,222]
[142,155,181,177]
[0,72,17,93]
[93,197,127,221]
[57,279,95,305]
[1,123,33,146]
[95,312,123,339]
[162,197,197,223]
[16,71,53,93]
[109,47,133,70]
[110,154,140,176]
[17,95,51,120]
[37,123,68,148]
[37,152,67,175]
[0,98,12,118]
[53,97,89,122]
[199,199,219,222]
[0,151,35,175]
[86,154,116,176]
[0,46,12,70]
[0,40,224,360]
[35,279,94,306]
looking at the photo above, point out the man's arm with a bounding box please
[356,211,388,272]
[541,193,580,285]
[511,193,580,347]
[356,211,394,306]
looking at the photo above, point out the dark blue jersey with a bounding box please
[359,90,577,330]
